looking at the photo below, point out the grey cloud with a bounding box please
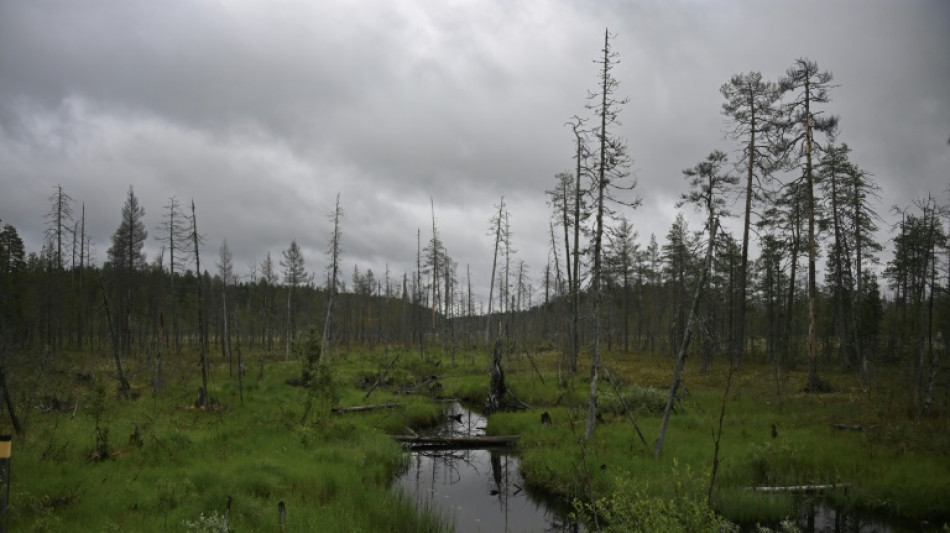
[1,0,948,303]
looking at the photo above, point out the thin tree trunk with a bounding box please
[586,35,610,441]
[192,200,210,412]
[805,83,821,392]
[655,216,718,458]
[484,200,503,345]
[737,106,754,368]
[572,128,583,374]
[99,278,131,398]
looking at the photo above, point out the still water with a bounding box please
[396,403,932,533]
[396,402,578,533]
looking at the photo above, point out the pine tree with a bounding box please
[720,72,782,366]
[778,58,839,392]
[584,28,639,440]
[281,240,308,358]
[107,186,148,356]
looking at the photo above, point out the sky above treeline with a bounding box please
[1,0,948,306]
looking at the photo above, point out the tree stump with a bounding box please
[486,338,507,413]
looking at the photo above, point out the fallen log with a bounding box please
[750,484,848,494]
[332,402,403,414]
[391,434,519,450]
[830,424,864,432]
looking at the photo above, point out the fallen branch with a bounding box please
[363,348,402,401]
[391,434,519,450]
[750,484,848,494]
[830,424,864,432]
[332,402,403,414]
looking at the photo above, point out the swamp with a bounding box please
[4,337,948,532]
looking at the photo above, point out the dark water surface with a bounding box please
[396,402,578,533]
[772,498,937,533]
[396,403,934,533]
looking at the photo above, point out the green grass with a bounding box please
[7,346,450,532]
[441,347,950,528]
[6,341,950,531]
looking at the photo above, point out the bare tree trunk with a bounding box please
[804,86,821,393]
[0,365,24,435]
[486,338,506,413]
[585,35,610,441]
[572,123,583,374]
[484,199,504,345]
[737,123,754,368]
[99,277,131,398]
[322,194,342,358]
[655,217,718,458]
[223,289,232,375]
[191,200,210,412]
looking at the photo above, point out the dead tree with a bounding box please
[190,200,210,412]
[99,277,131,398]
[655,150,734,458]
[486,338,507,413]
[0,365,23,435]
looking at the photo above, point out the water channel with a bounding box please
[396,403,934,533]
[396,402,579,533]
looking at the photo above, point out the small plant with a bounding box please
[156,477,195,532]
[756,518,801,533]
[182,510,228,533]
[573,467,737,533]
[299,331,339,425]
[90,378,111,461]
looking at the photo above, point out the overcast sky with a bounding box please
[1,0,948,306]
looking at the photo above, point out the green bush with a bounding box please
[574,467,735,533]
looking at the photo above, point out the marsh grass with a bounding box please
[7,341,949,531]
[441,347,950,527]
[8,347,450,532]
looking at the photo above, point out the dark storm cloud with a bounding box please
[1,0,948,302]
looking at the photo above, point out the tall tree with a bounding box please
[156,196,189,353]
[425,199,445,333]
[656,150,735,458]
[720,72,782,366]
[778,58,839,392]
[44,185,74,350]
[107,186,148,356]
[568,116,590,373]
[108,186,148,272]
[605,216,638,353]
[75,203,86,349]
[844,157,881,388]
[281,240,308,358]
[484,197,506,344]
[818,143,881,380]
[189,200,210,411]
[45,185,74,270]
[584,29,638,440]
[323,194,343,357]
[0,224,25,276]
[217,240,235,375]
[886,199,945,417]
[260,251,278,351]
[662,214,695,353]
[819,144,856,367]
[0,223,26,344]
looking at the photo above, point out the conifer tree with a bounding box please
[584,28,639,440]
[778,58,839,392]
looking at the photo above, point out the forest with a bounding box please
[1,33,948,533]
